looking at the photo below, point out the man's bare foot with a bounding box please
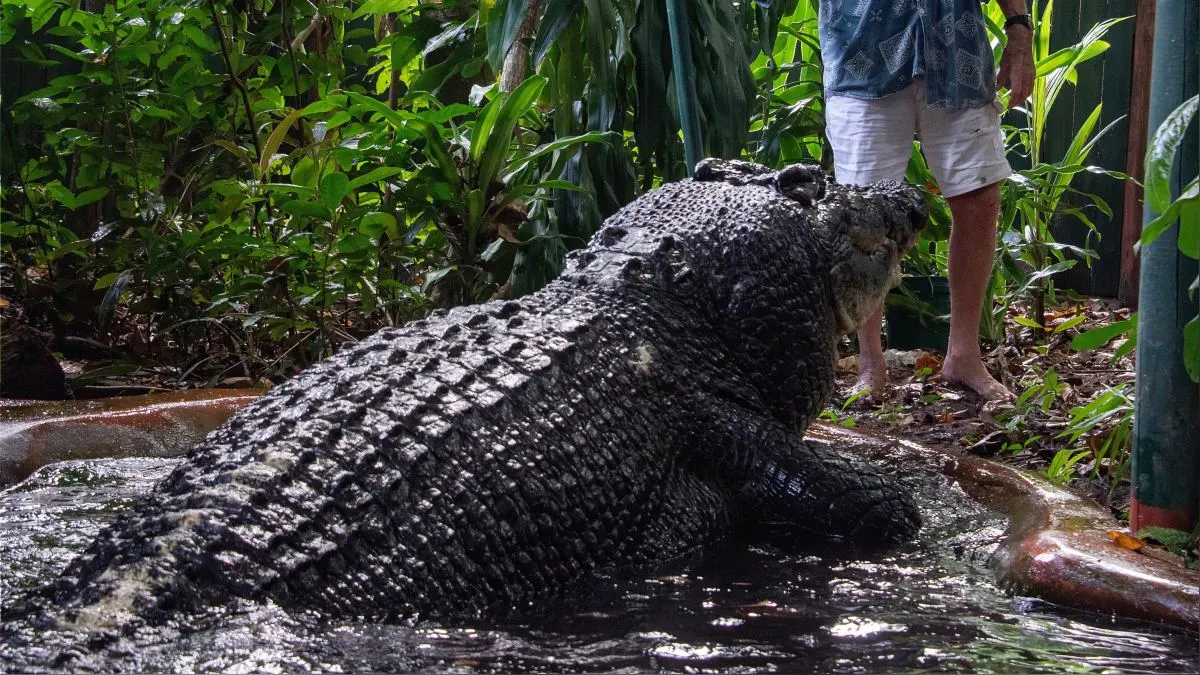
[942,358,1013,401]
[849,356,888,401]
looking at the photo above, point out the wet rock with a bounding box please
[0,319,71,401]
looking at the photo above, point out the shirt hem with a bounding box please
[825,82,998,111]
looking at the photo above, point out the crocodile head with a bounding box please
[815,180,927,335]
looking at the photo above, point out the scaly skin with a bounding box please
[9,161,926,640]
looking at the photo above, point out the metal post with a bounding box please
[1131,0,1199,532]
[665,0,704,176]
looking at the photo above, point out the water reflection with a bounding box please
[1,457,1196,673]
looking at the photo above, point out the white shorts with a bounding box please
[825,80,1012,198]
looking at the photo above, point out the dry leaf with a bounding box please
[497,222,522,244]
[1106,530,1144,551]
[914,352,943,374]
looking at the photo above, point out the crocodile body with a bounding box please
[13,161,925,633]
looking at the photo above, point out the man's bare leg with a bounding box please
[854,307,888,397]
[942,182,1012,400]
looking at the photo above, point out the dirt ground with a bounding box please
[831,296,1136,521]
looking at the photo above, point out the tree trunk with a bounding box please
[499,0,543,93]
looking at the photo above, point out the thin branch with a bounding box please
[207,0,263,162]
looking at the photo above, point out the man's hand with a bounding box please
[998,24,1035,106]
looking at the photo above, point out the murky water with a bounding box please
[1,457,1197,673]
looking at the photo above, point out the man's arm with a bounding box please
[996,0,1035,106]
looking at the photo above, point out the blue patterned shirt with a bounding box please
[818,0,996,109]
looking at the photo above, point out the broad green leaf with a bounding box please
[212,140,254,169]
[1071,317,1137,351]
[1178,179,1199,259]
[47,238,90,261]
[344,90,410,129]
[480,237,506,262]
[320,172,351,209]
[347,167,404,191]
[45,43,95,64]
[1052,314,1086,334]
[259,109,302,177]
[256,183,316,197]
[292,156,318,188]
[1145,95,1197,214]
[358,212,397,238]
[1034,47,1075,78]
[351,0,416,19]
[1013,315,1044,329]
[182,25,219,52]
[1140,177,1198,249]
[487,0,531,71]
[1114,334,1138,361]
[281,199,332,219]
[338,233,375,254]
[299,98,346,116]
[475,76,547,191]
[94,270,127,290]
[416,103,476,125]
[532,0,582,67]
[1185,316,1200,383]
[407,118,459,188]
[421,266,454,292]
[501,131,613,182]
[70,187,109,208]
[469,89,506,169]
[325,110,352,129]
[492,179,593,213]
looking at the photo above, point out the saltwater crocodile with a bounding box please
[6,160,925,642]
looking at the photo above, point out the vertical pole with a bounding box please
[1118,0,1156,308]
[1131,0,1199,533]
[665,0,704,176]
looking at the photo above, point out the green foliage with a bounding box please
[1137,526,1199,569]
[1057,385,1134,493]
[1045,447,1090,485]
[0,0,1148,399]
[1015,367,1066,413]
[1072,95,1199,384]
[0,0,612,374]
[1138,94,1199,382]
[747,0,826,167]
[1071,316,1137,363]
[984,0,1129,333]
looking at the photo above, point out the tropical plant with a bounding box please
[1069,94,1198,382]
[1045,447,1091,485]
[1056,385,1134,493]
[747,0,826,168]
[1138,94,1199,381]
[983,0,1129,332]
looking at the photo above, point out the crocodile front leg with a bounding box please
[688,400,921,547]
[747,438,920,546]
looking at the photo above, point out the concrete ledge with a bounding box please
[810,422,1200,630]
[0,389,261,486]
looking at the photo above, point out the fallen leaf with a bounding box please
[497,222,522,244]
[1106,530,1144,551]
[914,352,943,374]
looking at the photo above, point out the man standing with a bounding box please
[818,0,1035,400]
